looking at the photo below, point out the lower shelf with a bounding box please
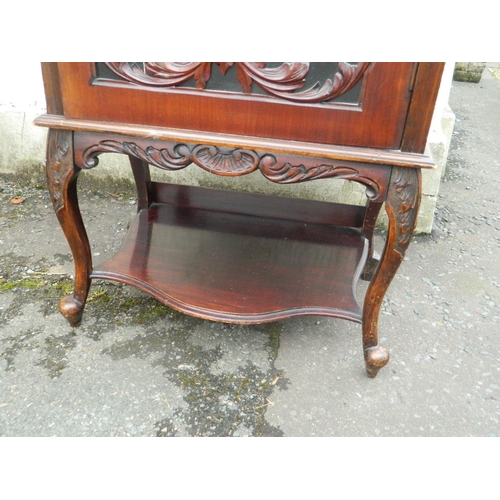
[91,188,368,324]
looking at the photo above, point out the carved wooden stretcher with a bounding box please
[35,62,444,377]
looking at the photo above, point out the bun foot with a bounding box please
[364,345,389,378]
[58,295,84,327]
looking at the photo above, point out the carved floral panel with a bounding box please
[95,62,370,105]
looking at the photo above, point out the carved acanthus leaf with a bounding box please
[240,62,370,103]
[259,154,381,199]
[81,141,259,176]
[47,129,72,212]
[82,141,192,170]
[387,167,420,255]
[103,62,370,104]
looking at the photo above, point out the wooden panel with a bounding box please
[401,63,445,153]
[96,62,365,104]
[55,62,416,149]
[41,63,64,115]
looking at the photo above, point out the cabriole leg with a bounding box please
[46,129,92,327]
[362,167,421,377]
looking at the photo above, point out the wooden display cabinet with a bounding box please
[35,62,444,378]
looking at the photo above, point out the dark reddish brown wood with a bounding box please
[36,62,444,378]
[129,156,152,211]
[91,198,368,323]
[362,167,421,377]
[41,63,64,115]
[53,63,416,149]
[35,114,437,169]
[151,182,366,228]
[73,131,392,201]
[46,129,92,326]
[401,63,445,153]
[360,200,384,280]
[103,62,371,103]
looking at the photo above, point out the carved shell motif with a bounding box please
[192,146,259,175]
[81,141,259,176]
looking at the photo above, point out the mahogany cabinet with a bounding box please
[35,62,444,377]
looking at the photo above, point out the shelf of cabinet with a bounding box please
[91,185,368,324]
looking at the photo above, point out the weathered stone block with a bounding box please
[415,195,438,234]
[453,62,486,83]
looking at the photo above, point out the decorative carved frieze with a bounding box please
[103,62,370,104]
[79,136,388,200]
[82,140,192,170]
[259,154,383,200]
[81,140,260,176]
